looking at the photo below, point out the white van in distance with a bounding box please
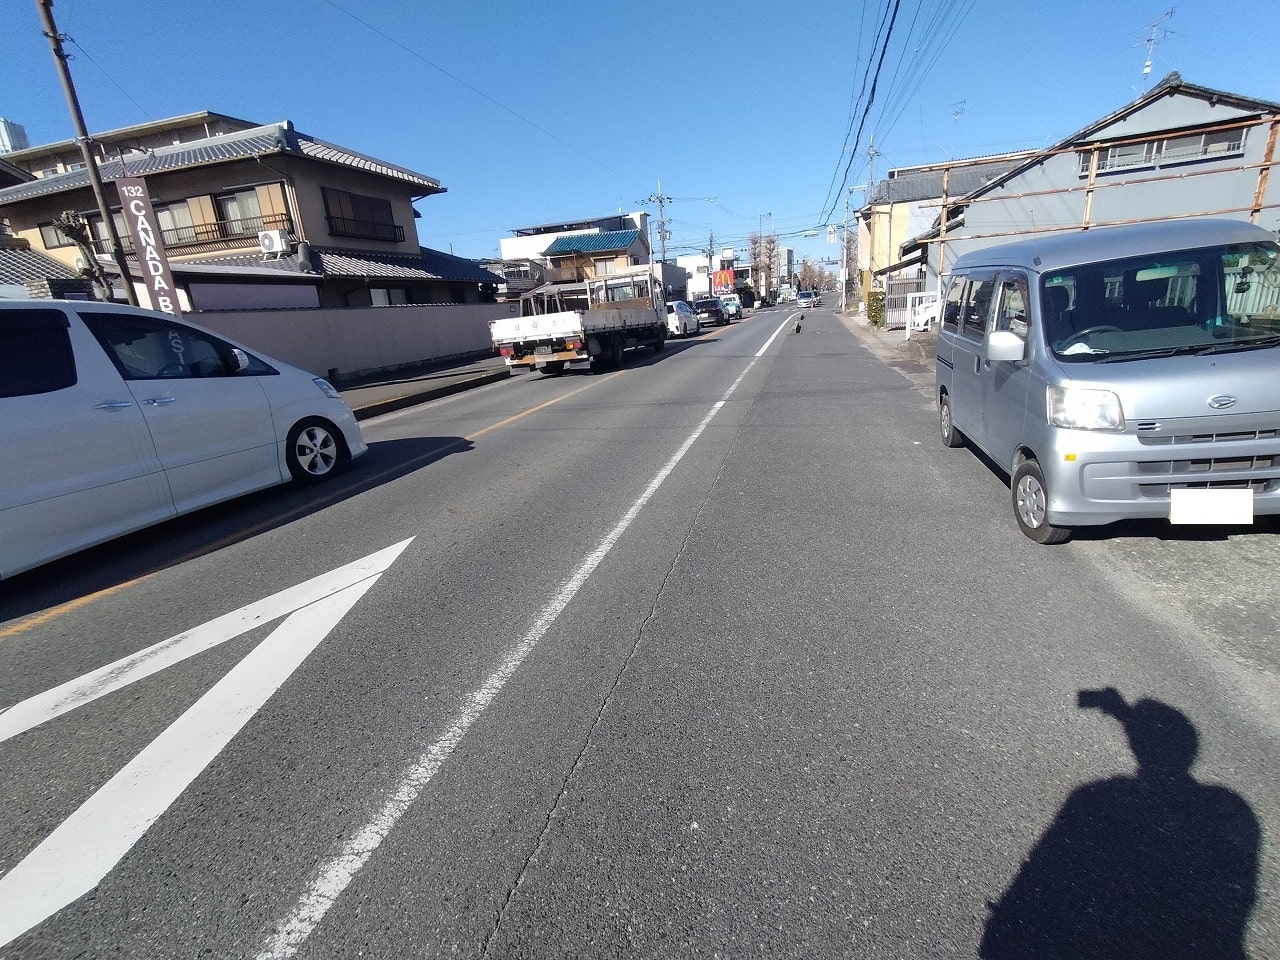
[935,219,1280,543]
[1,300,367,578]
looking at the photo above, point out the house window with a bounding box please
[1079,127,1248,175]
[39,222,75,249]
[370,287,409,306]
[593,258,616,276]
[77,211,129,253]
[322,188,404,242]
[215,189,263,238]
[155,202,197,246]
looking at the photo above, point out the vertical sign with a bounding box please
[115,176,180,315]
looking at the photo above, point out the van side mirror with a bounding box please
[987,330,1026,362]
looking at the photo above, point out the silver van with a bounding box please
[935,219,1280,543]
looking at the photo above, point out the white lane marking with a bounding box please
[256,314,795,959]
[0,540,414,744]
[0,577,390,948]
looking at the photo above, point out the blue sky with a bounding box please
[5,1,1279,266]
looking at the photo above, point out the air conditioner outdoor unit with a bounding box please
[73,255,89,271]
[258,229,291,254]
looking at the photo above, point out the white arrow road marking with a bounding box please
[0,539,413,950]
[0,539,414,744]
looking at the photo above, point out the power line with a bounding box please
[824,0,903,224]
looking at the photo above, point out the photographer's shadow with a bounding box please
[981,690,1259,959]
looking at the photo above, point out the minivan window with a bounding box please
[941,277,967,332]
[81,311,275,379]
[961,278,997,340]
[0,309,77,398]
[994,276,1031,340]
[1043,241,1280,361]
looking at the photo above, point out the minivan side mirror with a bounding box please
[987,330,1026,362]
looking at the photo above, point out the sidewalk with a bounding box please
[337,354,512,420]
[839,310,937,380]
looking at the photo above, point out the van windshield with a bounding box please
[1041,241,1280,362]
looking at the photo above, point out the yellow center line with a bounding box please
[468,370,621,439]
[1,372,621,640]
[0,579,147,640]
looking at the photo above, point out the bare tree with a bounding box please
[749,231,781,298]
[843,227,862,308]
[761,233,779,297]
[798,258,823,292]
[53,210,115,301]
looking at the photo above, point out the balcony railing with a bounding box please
[325,216,405,243]
[96,212,292,254]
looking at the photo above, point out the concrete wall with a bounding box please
[193,301,518,380]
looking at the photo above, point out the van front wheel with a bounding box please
[1012,458,1072,544]
[939,394,965,448]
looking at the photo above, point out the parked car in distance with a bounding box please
[693,297,726,326]
[797,290,819,309]
[0,299,368,579]
[665,300,700,337]
[720,294,744,320]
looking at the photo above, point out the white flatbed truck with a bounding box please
[490,264,667,374]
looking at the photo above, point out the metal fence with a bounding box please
[884,275,926,330]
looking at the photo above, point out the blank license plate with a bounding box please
[1169,488,1254,525]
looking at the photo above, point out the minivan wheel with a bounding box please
[1012,458,1072,544]
[287,418,342,484]
[939,393,965,448]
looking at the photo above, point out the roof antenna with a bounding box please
[1139,10,1175,89]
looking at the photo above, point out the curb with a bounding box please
[350,369,512,421]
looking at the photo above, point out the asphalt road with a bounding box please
[1,305,1277,958]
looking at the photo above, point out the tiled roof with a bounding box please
[0,123,443,205]
[0,156,33,188]
[543,229,642,255]
[313,247,502,283]
[0,245,80,283]
[185,246,501,284]
[869,159,1029,205]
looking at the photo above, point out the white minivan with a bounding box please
[1,300,368,578]
[936,219,1280,543]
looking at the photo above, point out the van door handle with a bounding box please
[94,400,135,410]
[142,396,177,406]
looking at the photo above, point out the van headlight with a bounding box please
[1047,385,1124,431]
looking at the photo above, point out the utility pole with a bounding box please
[841,189,850,313]
[35,0,138,304]
[866,136,879,282]
[646,180,670,263]
[706,230,716,299]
